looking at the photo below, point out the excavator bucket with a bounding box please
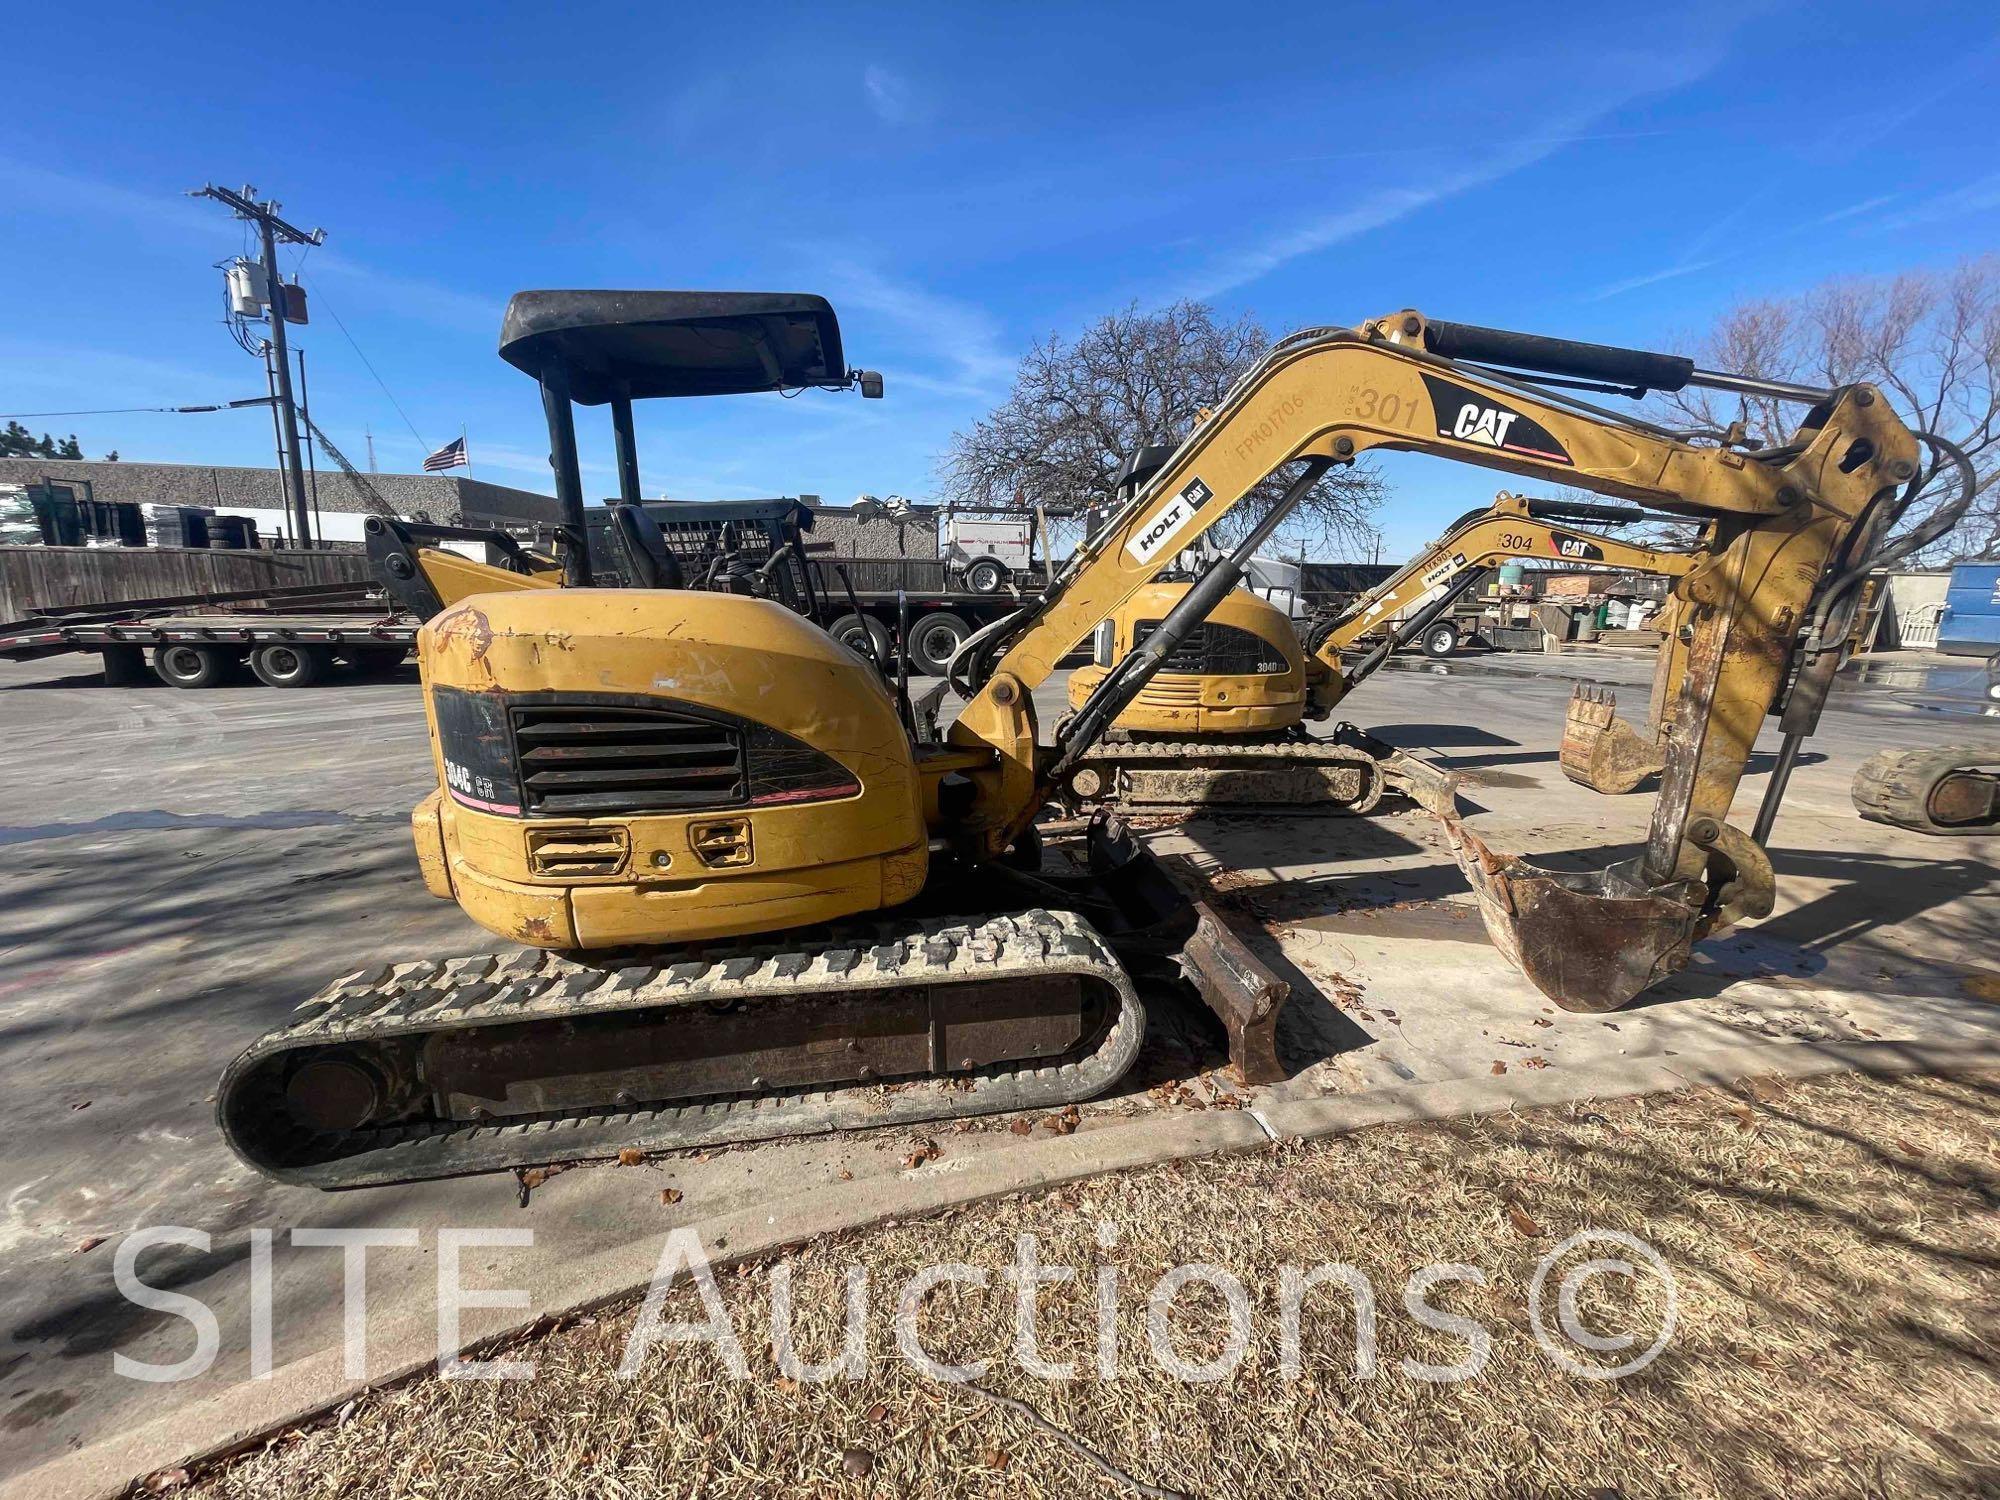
[1559,685,1664,794]
[1389,756,1711,1012]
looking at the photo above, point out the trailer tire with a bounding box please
[1420,621,1461,658]
[963,557,1008,595]
[828,613,891,664]
[907,612,970,675]
[250,642,330,688]
[152,643,234,689]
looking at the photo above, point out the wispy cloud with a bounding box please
[1811,193,1901,228]
[862,64,921,125]
[1871,172,2000,233]
[0,157,213,242]
[1283,128,1675,168]
[1586,258,1722,302]
[821,260,1014,398]
[0,157,502,338]
[1174,48,1728,299]
[303,251,505,338]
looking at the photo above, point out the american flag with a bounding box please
[423,436,468,473]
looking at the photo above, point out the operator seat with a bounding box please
[607,503,685,589]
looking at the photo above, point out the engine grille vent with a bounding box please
[513,704,744,816]
[1135,620,1287,676]
[526,825,631,879]
[688,818,754,868]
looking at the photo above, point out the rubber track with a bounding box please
[1851,745,1999,837]
[1070,738,1386,813]
[219,909,1144,1189]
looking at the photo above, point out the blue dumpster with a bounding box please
[1937,562,2000,657]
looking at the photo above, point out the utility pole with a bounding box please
[190,183,325,547]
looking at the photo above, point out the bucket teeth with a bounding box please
[1560,684,1661,795]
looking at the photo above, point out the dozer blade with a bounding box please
[1558,685,1664,795]
[1077,813,1291,1084]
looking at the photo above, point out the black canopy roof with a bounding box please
[498,291,847,404]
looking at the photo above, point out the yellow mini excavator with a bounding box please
[218,293,1971,1188]
[1059,488,1699,809]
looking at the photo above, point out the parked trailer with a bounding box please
[576,500,1044,676]
[813,581,1043,675]
[0,581,417,688]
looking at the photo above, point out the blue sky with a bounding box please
[3,0,1996,558]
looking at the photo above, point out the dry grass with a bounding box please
[179,1071,2000,1499]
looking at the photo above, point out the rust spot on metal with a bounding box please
[520,915,557,944]
[432,604,496,672]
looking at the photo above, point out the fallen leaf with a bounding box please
[1506,1203,1542,1237]
[1731,1104,1757,1132]
[1008,1119,1034,1136]
[70,1100,91,1111]
[73,1235,106,1255]
[1532,1017,1553,1028]
[1043,1104,1081,1136]
[776,1376,799,1393]
[865,1402,889,1424]
[617,1148,644,1167]
[837,1168,855,1181]
[1521,1056,1550,1070]
[1895,1139,1924,1158]
[902,1139,941,1169]
[983,1448,1011,1470]
[141,1468,190,1494]
[1491,1061,1508,1075]
[660,1187,683,1206]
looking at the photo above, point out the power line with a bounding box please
[299,273,430,454]
[1,400,273,418]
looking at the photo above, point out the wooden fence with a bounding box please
[0,546,376,622]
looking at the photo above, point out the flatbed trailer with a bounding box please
[0,580,417,688]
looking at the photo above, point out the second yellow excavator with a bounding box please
[216,292,1971,1190]
[1059,489,1697,809]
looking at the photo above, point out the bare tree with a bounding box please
[1656,257,1999,561]
[937,301,1382,556]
